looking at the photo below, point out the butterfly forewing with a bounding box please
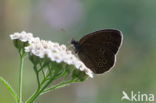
[79,29,122,54]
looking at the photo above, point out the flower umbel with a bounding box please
[25,39,93,78]
[10,31,93,77]
[9,31,93,103]
[10,31,34,43]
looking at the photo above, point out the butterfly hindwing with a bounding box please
[78,43,115,73]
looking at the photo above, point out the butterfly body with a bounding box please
[71,29,123,74]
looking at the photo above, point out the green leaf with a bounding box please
[0,77,19,103]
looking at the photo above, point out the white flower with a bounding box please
[25,39,93,78]
[10,31,93,78]
[10,31,35,44]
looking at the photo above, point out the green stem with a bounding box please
[25,78,55,103]
[34,66,40,89]
[41,79,76,95]
[25,66,74,103]
[19,56,24,103]
[42,69,46,78]
[25,89,40,103]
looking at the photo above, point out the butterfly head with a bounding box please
[71,39,80,53]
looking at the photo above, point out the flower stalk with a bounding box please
[19,55,25,103]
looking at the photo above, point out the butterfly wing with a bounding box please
[79,29,122,54]
[78,44,115,73]
[78,29,122,74]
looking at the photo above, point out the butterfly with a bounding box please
[71,29,123,74]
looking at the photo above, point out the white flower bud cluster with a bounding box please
[10,31,93,78]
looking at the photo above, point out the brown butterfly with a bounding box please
[71,29,123,74]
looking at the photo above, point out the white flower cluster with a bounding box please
[10,31,93,78]
[10,31,34,43]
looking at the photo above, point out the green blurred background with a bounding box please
[0,0,156,103]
